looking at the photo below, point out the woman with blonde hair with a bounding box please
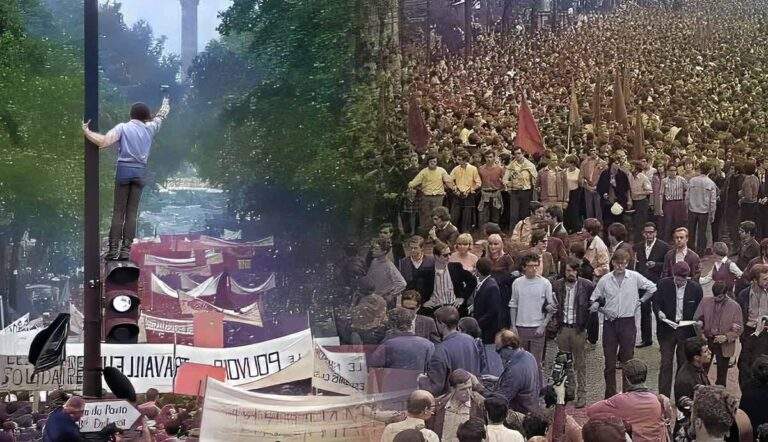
[450,233,479,272]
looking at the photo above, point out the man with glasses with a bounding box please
[509,253,556,370]
[409,242,476,315]
[590,249,657,398]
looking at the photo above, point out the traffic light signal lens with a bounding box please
[112,295,133,313]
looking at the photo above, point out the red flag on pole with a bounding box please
[515,94,545,157]
[408,94,430,154]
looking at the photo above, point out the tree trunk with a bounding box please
[464,0,472,58]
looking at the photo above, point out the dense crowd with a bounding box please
[336,0,768,440]
[0,389,198,441]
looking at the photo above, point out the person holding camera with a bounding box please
[552,257,595,408]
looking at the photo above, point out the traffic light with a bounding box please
[103,261,141,343]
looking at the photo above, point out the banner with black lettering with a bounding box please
[312,345,367,395]
[0,328,312,392]
[200,377,409,442]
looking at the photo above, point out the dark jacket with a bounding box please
[737,285,765,329]
[636,239,670,283]
[368,331,434,371]
[496,347,540,413]
[398,255,435,284]
[43,407,82,442]
[415,314,440,343]
[434,222,459,246]
[740,384,768,431]
[472,276,503,345]
[419,331,481,396]
[651,277,703,340]
[673,362,710,407]
[409,262,477,307]
[552,277,595,332]
[737,238,761,271]
[661,248,701,281]
[597,165,630,208]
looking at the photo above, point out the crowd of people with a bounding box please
[0,389,198,441]
[338,0,768,440]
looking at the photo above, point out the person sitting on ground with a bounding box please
[586,359,672,442]
[494,329,540,413]
[483,394,525,442]
[674,337,713,408]
[43,396,85,442]
[581,417,631,442]
[739,355,768,433]
[380,390,439,442]
[691,386,739,442]
[456,417,486,442]
[428,370,486,441]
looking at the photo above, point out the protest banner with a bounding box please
[79,400,141,433]
[312,344,367,395]
[0,327,312,392]
[141,314,194,335]
[0,314,29,334]
[200,377,408,442]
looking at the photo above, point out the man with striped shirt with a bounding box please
[661,164,688,240]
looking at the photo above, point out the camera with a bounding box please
[551,351,573,385]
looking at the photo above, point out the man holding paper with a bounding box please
[652,261,703,398]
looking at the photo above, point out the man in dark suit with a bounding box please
[736,220,760,271]
[662,227,701,281]
[409,241,477,316]
[652,261,703,397]
[552,257,595,408]
[635,222,670,348]
[471,257,502,345]
[398,235,435,285]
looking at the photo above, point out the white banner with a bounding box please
[0,328,312,392]
[312,345,367,395]
[141,314,194,335]
[1,314,29,334]
[200,378,407,442]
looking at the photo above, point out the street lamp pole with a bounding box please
[83,0,102,398]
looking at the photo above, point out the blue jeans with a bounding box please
[110,163,146,244]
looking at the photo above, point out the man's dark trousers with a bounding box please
[602,317,636,398]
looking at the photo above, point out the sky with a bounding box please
[109,0,234,55]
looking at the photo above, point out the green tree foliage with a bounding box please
[187,0,409,237]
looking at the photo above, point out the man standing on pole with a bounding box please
[590,249,657,398]
[83,98,170,260]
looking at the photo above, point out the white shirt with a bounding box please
[411,256,424,269]
[700,257,743,285]
[675,247,689,263]
[381,417,440,442]
[675,282,687,322]
[486,424,525,442]
[591,270,657,319]
[644,239,657,260]
[564,281,578,324]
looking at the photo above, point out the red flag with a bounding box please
[408,95,430,154]
[612,70,628,128]
[515,95,545,157]
[632,109,645,160]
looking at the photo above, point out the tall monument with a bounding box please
[180,0,200,80]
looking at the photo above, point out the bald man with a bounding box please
[43,396,85,441]
[381,390,440,442]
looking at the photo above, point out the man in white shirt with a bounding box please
[590,249,657,398]
[381,390,440,442]
[510,253,556,370]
